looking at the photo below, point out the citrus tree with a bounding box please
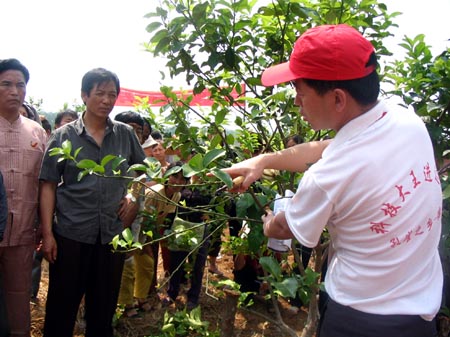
[138,0,413,336]
[59,0,446,335]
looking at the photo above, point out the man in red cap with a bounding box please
[224,24,442,337]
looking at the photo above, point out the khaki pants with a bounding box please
[133,249,154,299]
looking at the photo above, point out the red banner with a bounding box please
[115,85,245,107]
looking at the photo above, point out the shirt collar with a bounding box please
[74,112,115,136]
[323,100,389,157]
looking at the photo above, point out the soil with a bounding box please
[31,252,309,337]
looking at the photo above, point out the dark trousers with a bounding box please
[0,274,9,337]
[31,250,44,298]
[167,241,208,305]
[43,234,124,337]
[318,298,437,337]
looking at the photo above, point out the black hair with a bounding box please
[151,130,163,140]
[22,102,38,120]
[304,52,379,106]
[0,58,30,83]
[114,110,144,127]
[40,116,52,133]
[55,110,78,127]
[142,117,152,133]
[286,134,303,145]
[81,68,120,99]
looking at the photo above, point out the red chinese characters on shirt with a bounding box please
[370,222,391,234]
[423,162,433,182]
[368,162,441,248]
[395,185,411,202]
[381,203,401,217]
[410,170,421,189]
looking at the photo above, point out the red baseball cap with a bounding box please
[261,24,375,86]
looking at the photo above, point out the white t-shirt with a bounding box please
[285,100,443,319]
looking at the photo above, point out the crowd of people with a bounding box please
[0,58,260,337]
[0,22,445,337]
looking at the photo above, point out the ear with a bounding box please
[333,88,347,112]
[81,91,87,105]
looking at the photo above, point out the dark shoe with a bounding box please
[186,301,198,311]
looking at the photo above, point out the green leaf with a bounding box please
[61,139,72,152]
[122,228,134,244]
[77,170,89,182]
[215,109,226,125]
[146,21,162,33]
[150,28,169,44]
[48,148,65,157]
[259,256,282,280]
[182,164,198,178]
[209,134,222,149]
[236,193,254,218]
[443,184,450,200]
[272,277,299,298]
[77,159,98,170]
[192,2,209,21]
[128,164,147,173]
[92,165,105,174]
[101,154,117,167]
[73,147,83,159]
[210,168,233,188]
[164,164,182,178]
[111,234,120,250]
[203,149,226,167]
[188,153,204,171]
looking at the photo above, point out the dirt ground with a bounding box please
[30,251,309,337]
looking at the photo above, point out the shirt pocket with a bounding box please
[23,148,43,177]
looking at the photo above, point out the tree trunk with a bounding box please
[300,294,319,337]
[220,288,240,337]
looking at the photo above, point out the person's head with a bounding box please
[142,135,158,157]
[151,130,163,140]
[262,24,379,131]
[19,102,37,119]
[18,105,28,117]
[142,118,152,143]
[0,58,30,83]
[55,110,78,128]
[40,115,52,136]
[81,68,120,118]
[114,110,144,143]
[0,59,29,116]
[286,134,303,148]
[150,140,166,164]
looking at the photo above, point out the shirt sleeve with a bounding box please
[285,172,333,248]
[38,133,64,183]
[128,128,146,165]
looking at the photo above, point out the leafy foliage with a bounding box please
[148,307,220,337]
[47,0,450,334]
[140,0,450,334]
